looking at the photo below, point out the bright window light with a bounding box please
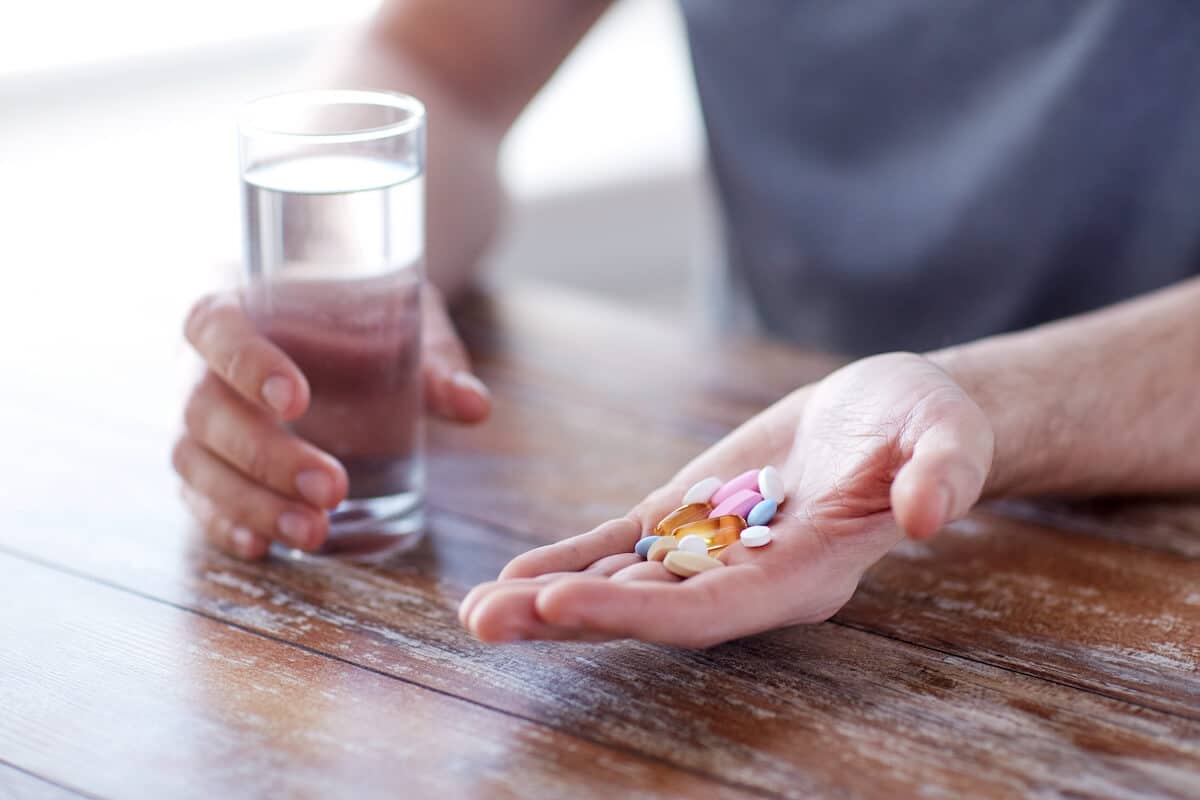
[0,0,379,77]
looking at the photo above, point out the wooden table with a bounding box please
[1,285,1198,799]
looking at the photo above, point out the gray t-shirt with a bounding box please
[679,1,1200,355]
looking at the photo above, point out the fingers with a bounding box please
[891,391,994,540]
[581,552,643,576]
[181,486,271,561]
[172,435,329,552]
[526,506,862,647]
[533,566,778,648]
[184,293,310,420]
[498,518,642,579]
[460,582,615,643]
[461,552,640,627]
[497,484,685,580]
[421,284,491,424]
[184,372,348,508]
[609,561,680,583]
[465,572,752,647]
[468,508,864,646]
[462,583,554,642]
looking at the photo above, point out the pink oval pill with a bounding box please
[710,469,761,506]
[709,489,763,520]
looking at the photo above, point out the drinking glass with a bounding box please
[239,89,426,561]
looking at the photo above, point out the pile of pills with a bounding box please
[633,466,786,579]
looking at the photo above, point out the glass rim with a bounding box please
[239,89,426,144]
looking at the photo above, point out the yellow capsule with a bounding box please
[654,503,713,538]
[671,515,746,553]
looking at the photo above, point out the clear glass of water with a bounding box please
[239,89,426,561]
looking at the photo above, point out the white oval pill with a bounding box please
[682,476,723,506]
[677,534,709,554]
[757,465,785,504]
[741,526,772,548]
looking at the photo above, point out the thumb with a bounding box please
[890,391,994,540]
[422,284,491,424]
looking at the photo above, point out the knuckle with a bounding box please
[223,339,258,390]
[183,293,223,344]
[221,420,274,485]
[623,512,652,540]
[239,441,274,486]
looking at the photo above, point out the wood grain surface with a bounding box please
[0,554,751,800]
[0,764,83,800]
[1,285,1198,798]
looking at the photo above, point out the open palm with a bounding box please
[460,353,994,647]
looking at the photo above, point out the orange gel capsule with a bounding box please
[654,503,713,538]
[670,515,747,553]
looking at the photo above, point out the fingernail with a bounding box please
[277,511,311,549]
[231,527,258,557]
[451,371,489,398]
[262,375,293,415]
[295,469,335,507]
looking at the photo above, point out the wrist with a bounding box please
[927,279,1200,502]
[926,340,1041,500]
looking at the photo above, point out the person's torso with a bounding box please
[678,0,1200,354]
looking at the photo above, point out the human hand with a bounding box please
[460,352,994,647]
[172,284,489,560]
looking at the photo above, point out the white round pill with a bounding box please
[757,465,785,504]
[677,534,709,554]
[682,476,723,506]
[741,526,772,548]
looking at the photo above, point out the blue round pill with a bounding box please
[747,498,778,527]
[635,536,661,559]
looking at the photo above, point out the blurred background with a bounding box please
[0,0,714,432]
[1,0,725,441]
[0,0,710,313]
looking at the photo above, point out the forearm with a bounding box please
[316,26,505,299]
[931,277,1200,498]
[314,1,612,300]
